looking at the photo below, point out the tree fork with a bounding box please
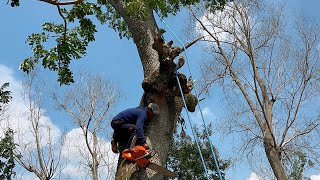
[143,37,198,112]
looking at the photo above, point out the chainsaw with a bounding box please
[121,145,176,178]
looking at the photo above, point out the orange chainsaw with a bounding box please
[121,145,176,178]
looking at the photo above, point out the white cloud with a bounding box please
[0,65,21,92]
[0,64,118,179]
[61,128,118,179]
[201,107,215,117]
[189,106,216,126]
[0,64,60,144]
[247,172,262,180]
[0,64,61,148]
[195,2,241,43]
[195,2,255,46]
[311,174,320,180]
[196,5,232,42]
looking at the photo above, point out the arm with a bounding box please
[111,133,118,153]
[135,111,147,145]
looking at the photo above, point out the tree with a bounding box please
[54,72,122,180]
[0,83,16,180]
[6,0,227,179]
[13,70,67,180]
[0,83,12,111]
[286,151,314,180]
[0,128,16,180]
[167,123,230,180]
[192,0,320,179]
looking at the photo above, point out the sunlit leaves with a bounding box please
[20,3,101,85]
[104,3,131,39]
[126,0,147,19]
[19,0,226,85]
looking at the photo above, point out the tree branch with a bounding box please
[38,0,83,6]
[281,123,319,148]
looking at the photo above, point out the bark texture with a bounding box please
[107,1,197,179]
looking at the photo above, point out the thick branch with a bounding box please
[39,0,82,5]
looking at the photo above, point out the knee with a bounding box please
[128,126,136,133]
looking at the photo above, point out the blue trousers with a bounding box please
[111,119,136,150]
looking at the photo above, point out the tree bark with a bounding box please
[263,132,288,180]
[107,1,186,179]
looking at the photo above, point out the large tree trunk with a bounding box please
[107,1,187,179]
[263,104,288,180]
[263,134,288,180]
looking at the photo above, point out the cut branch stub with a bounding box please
[142,36,198,112]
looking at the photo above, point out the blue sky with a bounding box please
[1,0,320,179]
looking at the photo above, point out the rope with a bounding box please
[156,13,223,180]
[174,69,210,179]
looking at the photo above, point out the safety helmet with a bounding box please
[148,103,160,116]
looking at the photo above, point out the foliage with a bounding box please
[2,0,19,7]
[14,0,227,85]
[284,151,314,180]
[0,83,16,179]
[0,128,17,180]
[19,2,105,85]
[130,0,227,18]
[167,123,230,179]
[0,83,12,111]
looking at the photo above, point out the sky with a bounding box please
[1,0,320,180]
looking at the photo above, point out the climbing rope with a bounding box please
[156,13,224,180]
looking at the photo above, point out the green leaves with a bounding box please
[0,83,12,111]
[20,2,101,85]
[167,124,230,179]
[285,151,315,180]
[0,84,16,179]
[0,83,12,105]
[19,0,227,85]
[205,0,227,12]
[4,0,20,7]
[0,128,17,180]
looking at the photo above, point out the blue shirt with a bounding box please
[112,107,148,144]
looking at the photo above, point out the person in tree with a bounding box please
[111,103,160,153]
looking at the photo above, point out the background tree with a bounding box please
[285,151,314,180]
[191,0,320,179]
[0,128,16,180]
[0,83,12,110]
[54,72,122,180]
[167,123,230,180]
[0,83,16,180]
[13,70,67,180]
[5,0,227,179]
[0,83,12,122]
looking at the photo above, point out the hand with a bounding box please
[143,143,149,149]
[111,140,118,153]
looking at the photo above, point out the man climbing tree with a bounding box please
[111,103,160,153]
[4,0,227,179]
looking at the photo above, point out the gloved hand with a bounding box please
[143,143,149,149]
[111,139,118,153]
